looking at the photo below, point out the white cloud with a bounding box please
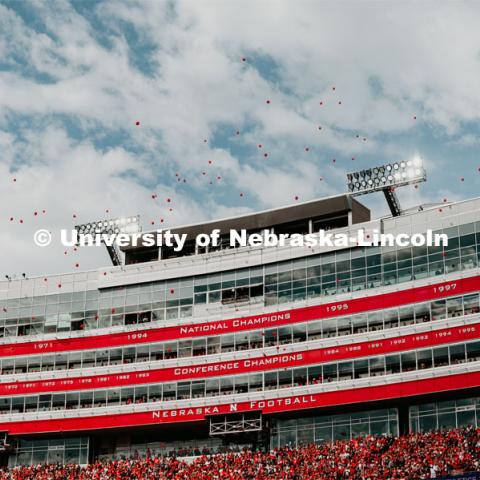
[1,0,479,275]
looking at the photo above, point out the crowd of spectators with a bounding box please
[0,427,479,479]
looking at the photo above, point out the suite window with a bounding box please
[399,307,414,327]
[338,361,353,380]
[414,303,430,323]
[450,344,466,364]
[221,335,234,353]
[417,349,432,370]
[386,355,401,375]
[163,383,176,401]
[204,379,219,397]
[308,365,322,384]
[384,310,399,329]
[401,352,416,372]
[93,391,106,407]
[220,378,233,395]
[307,321,322,341]
[278,370,292,388]
[249,374,263,391]
[368,312,383,332]
[467,342,480,362]
[369,357,385,376]
[323,364,337,383]
[265,372,278,390]
[433,346,449,367]
[352,314,368,334]
[464,294,480,315]
[207,337,220,355]
[354,359,369,379]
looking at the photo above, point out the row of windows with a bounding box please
[270,409,398,448]
[410,397,480,433]
[271,395,480,449]
[1,340,478,415]
[0,292,478,376]
[8,438,89,468]
[1,224,479,338]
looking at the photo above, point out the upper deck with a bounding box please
[122,193,370,264]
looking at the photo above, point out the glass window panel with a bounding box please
[401,352,416,372]
[352,314,368,334]
[433,346,449,367]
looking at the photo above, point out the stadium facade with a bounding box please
[0,192,479,466]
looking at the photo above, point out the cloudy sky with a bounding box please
[1,0,479,277]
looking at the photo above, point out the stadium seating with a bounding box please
[0,427,478,479]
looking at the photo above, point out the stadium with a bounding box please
[0,159,478,479]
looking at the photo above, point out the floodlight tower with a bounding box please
[346,158,426,216]
[75,216,141,266]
